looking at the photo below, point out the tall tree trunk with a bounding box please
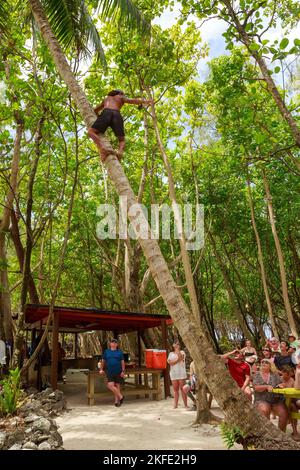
[262,170,298,338]
[223,0,300,151]
[209,232,251,338]
[0,112,23,342]
[13,118,43,365]
[29,0,300,448]
[10,209,40,303]
[246,178,279,337]
[148,94,201,326]
[218,235,266,343]
[148,92,219,423]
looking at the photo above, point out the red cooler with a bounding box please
[152,350,167,369]
[145,349,153,368]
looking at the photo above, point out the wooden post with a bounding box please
[137,330,142,385]
[161,320,170,398]
[74,333,78,359]
[31,328,36,352]
[137,330,142,367]
[51,312,59,390]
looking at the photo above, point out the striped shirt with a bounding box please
[253,372,282,403]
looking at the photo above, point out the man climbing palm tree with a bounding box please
[88,89,153,161]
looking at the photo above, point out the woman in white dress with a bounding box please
[167,341,188,408]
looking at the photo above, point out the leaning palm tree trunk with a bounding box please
[28,0,300,449]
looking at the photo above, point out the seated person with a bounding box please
[278,366,294,388]
[253,359,288,432]
[278,365,300,441]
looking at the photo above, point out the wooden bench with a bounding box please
[87,368,163,405]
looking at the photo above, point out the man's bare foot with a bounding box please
[100,147,116,162]
[100,150,109,162]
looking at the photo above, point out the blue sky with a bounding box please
[153,4,228,80]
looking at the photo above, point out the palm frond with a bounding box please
[97,0,150,34]
[0,0,11,36]
[42,0,106,66]
[42,0,80,50]
[78,2,107,67]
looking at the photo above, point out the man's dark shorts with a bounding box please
[107,374,124,384]
[91,108,125,138]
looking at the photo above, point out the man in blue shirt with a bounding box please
[99,338,125,406]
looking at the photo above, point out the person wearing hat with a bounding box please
[244,354,258,377]
[99,338,125,407]
[288,333,296,343]
[288,334,300,352]
[266,337,281,356]
[220,349,252,401]
[88,90,154,161]
[261,346,277,373]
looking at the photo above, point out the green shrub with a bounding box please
[0,367,21,416]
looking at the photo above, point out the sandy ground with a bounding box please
[56,382,228,450]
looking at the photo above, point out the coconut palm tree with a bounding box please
[5,0,300,449]
[1,0,148,65]
[0,0,147,341]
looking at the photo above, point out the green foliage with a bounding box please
[219,336,236,353]
[0,0,10,36]
[97,0,150,33]
[2,0,300,353]
[0,368,21,416]
[220,422,245,449]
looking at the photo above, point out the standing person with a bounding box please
[88,90,153,161]
[183,360,197,410]
[274,341,294,371]
[167,341,188,409]
[183,360,213,411]
[220,349,252,401]
[288,333,297,345]
[241,339,257,359]
[99,338,125,407]
[267,337,281,356]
